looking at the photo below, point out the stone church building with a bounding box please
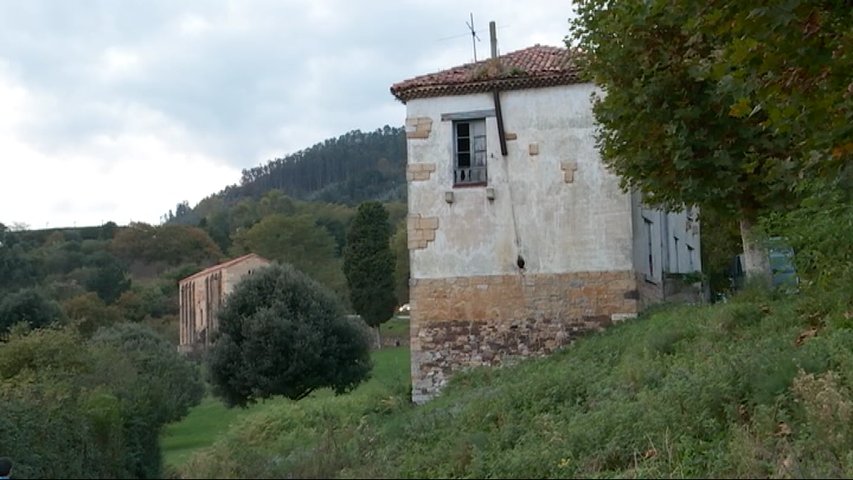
[178,253,270,353]
[391,45,702,403]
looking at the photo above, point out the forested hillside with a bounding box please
[234,126,406,204]
[166,126,406,228]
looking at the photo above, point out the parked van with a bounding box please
[729,237,799,291]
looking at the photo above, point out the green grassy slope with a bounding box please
[173,291,852,478]
[161,347,410,469]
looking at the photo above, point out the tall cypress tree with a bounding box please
[343,202,397,338]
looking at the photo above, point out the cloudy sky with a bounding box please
[0,0,573,229]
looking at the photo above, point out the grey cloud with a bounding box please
[1,0,570,169]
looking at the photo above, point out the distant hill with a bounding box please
[169,126,406,226]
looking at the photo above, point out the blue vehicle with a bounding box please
[767,239,799,290]
[729,237,799,291]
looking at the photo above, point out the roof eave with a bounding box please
[391,73,583,104]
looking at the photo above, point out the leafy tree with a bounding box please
[0,228,40,293]
[99,221,119,240]
[204,209,233,252]
[111,223,222,266]
[343,202,397,333]
[0,288,63,335]
[231,214,347,299]
[62,292,123,338]
[114,283,172,322]
[85,251,131,304]
[697,2,851,181]
[91,323,204,424]
[0,324,203,478]
[0,328,128,479]
[570,1,849,279]
[390,221,410,305]
[207,263,372,407]
[258,189,297,217]
[90,323,204,478]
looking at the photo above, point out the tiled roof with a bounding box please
[390,45,582,103]
[179,253,269,284]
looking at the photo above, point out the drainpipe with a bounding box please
[490,21,507,156]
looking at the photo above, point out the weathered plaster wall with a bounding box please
[404,83,646,402]
[405,83,635,278]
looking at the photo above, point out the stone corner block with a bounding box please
[406,163,436,182]
[406,117,433,139]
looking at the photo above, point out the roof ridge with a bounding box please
[179,253,268,283]
[390,44,581,103]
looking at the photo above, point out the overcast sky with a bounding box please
[0,0,573,229]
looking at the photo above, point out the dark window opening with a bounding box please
[454,119,487,186]
[644,218,654,276]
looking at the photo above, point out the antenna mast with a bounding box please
[465,13,481,62]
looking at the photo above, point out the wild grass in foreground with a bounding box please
[175,288,852,479]
[161,347,410,469]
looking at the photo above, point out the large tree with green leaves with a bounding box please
[207,264,372,407]
[571,0,850,279]
[231,213,348,300]
[343,202,397,336]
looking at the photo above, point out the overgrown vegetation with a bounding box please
[162,347,410,472]
[167,156,852,477]
[0,323,203,479]
[173,279,851,478]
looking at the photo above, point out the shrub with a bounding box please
[207,263,373,407]
[0,288,63,336]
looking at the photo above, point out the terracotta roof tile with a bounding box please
[390,45,582,103]
[179,253,269,284]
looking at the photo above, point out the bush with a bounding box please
[0,288,63,336]
[0,324,203,479]
[207,263,373,407]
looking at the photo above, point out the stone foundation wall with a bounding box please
[636,272,664,311]
[409,270,641,403]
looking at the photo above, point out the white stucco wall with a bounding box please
[406,83,635,279]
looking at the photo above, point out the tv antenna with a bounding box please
[465,13,481,62]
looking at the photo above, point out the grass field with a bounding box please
[382,314,409,335]
[161,346,410,468]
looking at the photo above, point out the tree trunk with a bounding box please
[739,216,771,284]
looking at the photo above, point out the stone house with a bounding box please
[390,45,701,403]
[178,253,270,353]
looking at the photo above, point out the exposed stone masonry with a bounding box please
[409,270,641,403]
[406,163,436,182]
[405,116,433,139]
[561,161,578,183]
[407,214,439,250]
